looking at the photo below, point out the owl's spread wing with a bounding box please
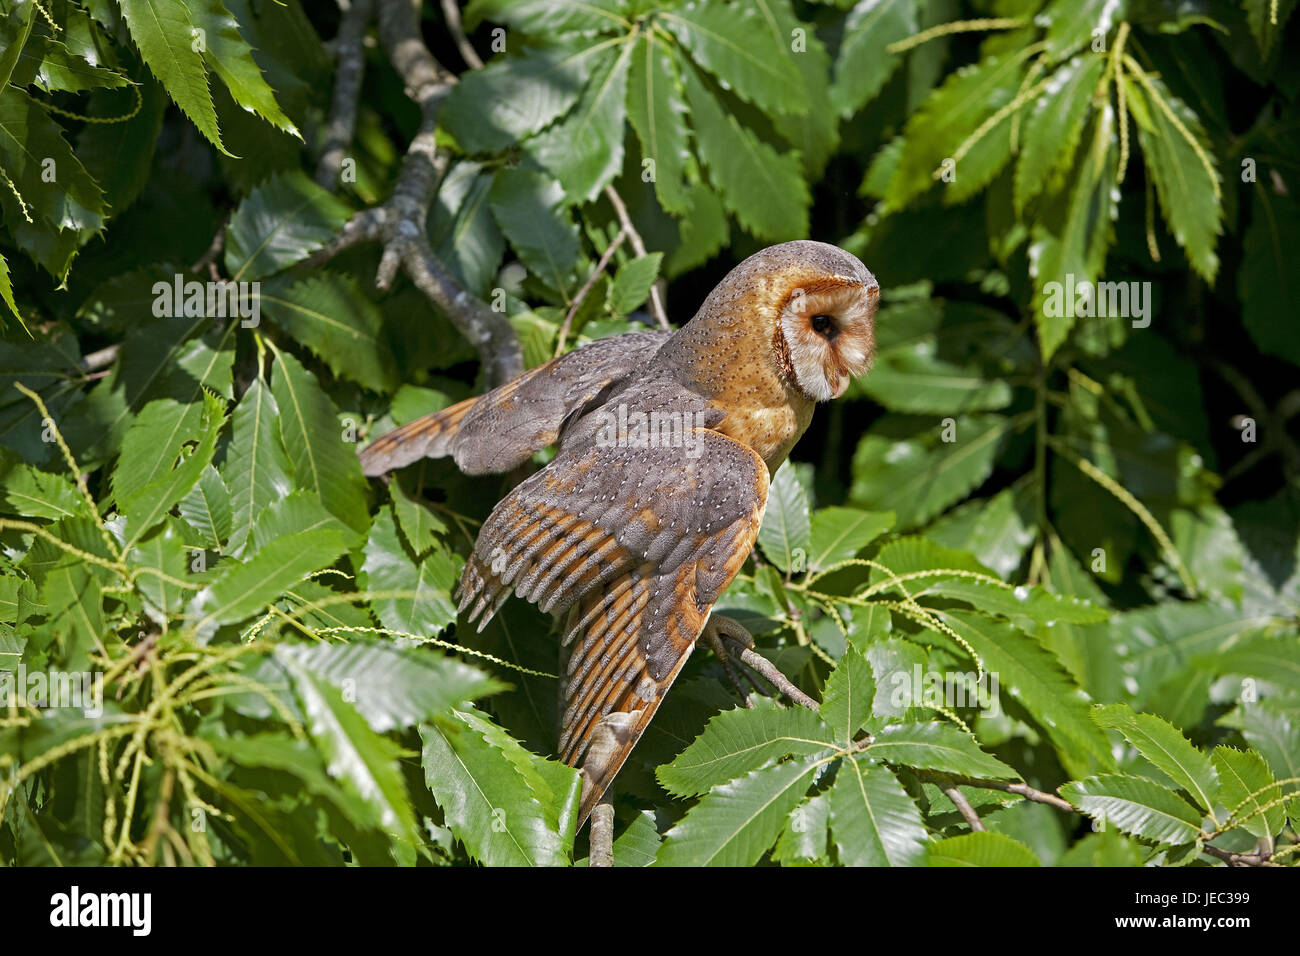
[455,430,770,825]
[359,330,671,476]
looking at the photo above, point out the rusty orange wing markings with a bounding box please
[358,396,477,476]
[455,431,770,825]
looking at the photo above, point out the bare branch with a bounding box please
[603,185,670,330]
[316,0,374,190]
[589,798,615,867]
[441,0,483,69]
[557,227,626,354]
[943,786,987,831]
[310,0,522,386]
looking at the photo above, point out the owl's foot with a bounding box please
[701,618,761,707]
[702,615,819,711]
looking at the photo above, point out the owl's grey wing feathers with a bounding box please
[358,330,672,476]
[455,429,770,825]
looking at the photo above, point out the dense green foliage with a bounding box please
[0,0,1296,866]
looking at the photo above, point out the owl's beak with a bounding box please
[832,377,850,399]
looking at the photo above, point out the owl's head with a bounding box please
[678,240,879,402]
[749,241,878,402]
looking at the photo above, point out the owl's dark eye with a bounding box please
[810,314,837,338]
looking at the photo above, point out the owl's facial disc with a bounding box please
[778,280,878,401]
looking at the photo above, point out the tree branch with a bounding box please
[309,0,522,386]
[440,0,483,69]
[589,798,615,867]
[943,785,987,831]
[557,227,626,354]
[316,0,373,190]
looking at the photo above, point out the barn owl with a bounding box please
[359,240,879,826]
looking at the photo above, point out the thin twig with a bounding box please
[918,771,1076,813]
[1202,845,1277,867]
[733,645,819,711]
[943,786,986,831]
[589,798,615,867]
[80,345,120,374]
[557,228,626,354]
[316,0,373,190]
[440,0,483,69]
[603,185,670,330]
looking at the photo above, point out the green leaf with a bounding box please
[279,657,418,850]
[820,643,876,745]
[270,347,369,537]
[1057,829,1144,866]
[1029,105,1119,359]
[928,831,1041,866]
[193,0,300,138]
[0,252,21,328]
[1237,703,1300,804]
[607,810,661,866]
[274,639,503,733]
[441,45,596,154]
[488,167,580,294]
[1042,0,1124,62]
[1127,72,1222,282]
[868,722,1020,780]
[528,42,632,203]
[1014,55,1106,212]
[1212,746,1283,839]
[358,506,460,637]
[456,704,581,851]
[220,377,293,556]
[1093,704,1219,813]
[850,414,1010,528]
[681,60,809,241]
[390,482,447,556]
[118,0,228,154]
[883,49,1030,209]
[753,0,838,175]
[129,517,190,621]
[0,454,85,520]
[938,611,1115,778]
[113,397,202,502]
[831,0,916,118]
[757,463,811,573]
[0,86,107,232]
[40,562,104,663]
[420,713,573,866]
[191,527,345,629]
[119,390,225,547]
[176,464,232,551]
[250,489,352,553]
[464,0,627,35]
[1239,188,1300,366]
[657,697,832,797]
[607,252,663,316]
[627,30,692,213]
[260,273,399,393]
[12,33,130,93]
[828,756,928,866]
[807,507,894,572]
[430,160,506,296]
[224,171,352,280]
[773,792,830,865]
[656,755,821,866]
[1061,774,1205,846]
[663,2,807,116]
